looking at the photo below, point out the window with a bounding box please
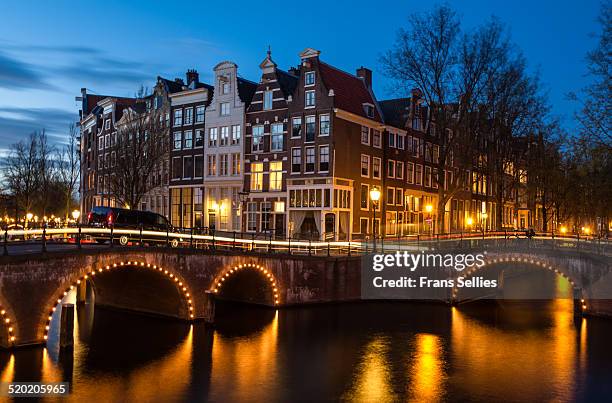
[183,156,193,179]
[425,142,432,162]
[173,132,182,150]
[196,106,205,123]
[220,102,230,116]
[319,145,329,172]
[98,137,104,151]
[264,90,273,110]
[412,138,419,157]
[220,126,229,146]
[195,129,203,147]
[396,189,403,206]
[208,128,218,147]
[398,134,405,149]
[361,154,370,177]
[433,168,439,188]
[305,71,315,85]
[250,162,263,191]
[396,161,404,180]
[305,147,315,172]
[222,81,230,95]
[291,148,301,173]
[194,155,203,178]
[184,108,193,125]
[173,109,183,126]
[231,153,241,175]
[387,160,395,178]
[305,90,315,107]
[433,145,440,164]
[207,155,216,176]
[261,202,272,231]
[172,157,181,179]
[269,161,282,191]
[360,184,369,210]
[361,126,370,144]
[373,157,381,179]
[291,117,302,138]
[252,125,264,152]
[364,104,374,118]
[183,130,193,148]
[415,164,423,185]
[425,166,432,187]
[372,130,381,147]
[220,154,229,176]
[387,187,395,205]
[105,119,111,130]
[319,114,330,136]
[231,125,241,145]
[271,123,283,151]
[105,134,110,148]
[304,115,316,141]
[246,202,257,231]
[388,132,396,148]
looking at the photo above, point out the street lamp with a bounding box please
[369,187,381,252]
[425,204,433,236]
[72,210,81,223]
[466,216,474,230]
[482,212,488,233]
[25,212,33,230]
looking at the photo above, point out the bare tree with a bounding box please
[36,129,56,217]
[382,6,519,232]
[55,123,80,221]
[4,132,39,218]
[107,106,167,209]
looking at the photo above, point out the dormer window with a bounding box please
[363,104,374,118]
[264,90,273,110]
[222,82,230,94]
[305,71,315,86]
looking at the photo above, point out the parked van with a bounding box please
[87,206,172,245]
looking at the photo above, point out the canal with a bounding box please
[1,271,611,402]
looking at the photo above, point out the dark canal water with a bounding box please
[1,273,612,402]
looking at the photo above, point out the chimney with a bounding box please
[288,66,300,76]
[174,78,185,85]
[356,67,372,88]
[186,69,199,86]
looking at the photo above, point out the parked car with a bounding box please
[87,206,173,245]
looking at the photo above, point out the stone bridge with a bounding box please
[0,240,610,348]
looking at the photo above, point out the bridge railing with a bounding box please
[1,226,610,257]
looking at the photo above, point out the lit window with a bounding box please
[207,155,217,176]
[231,153,241,175]
[305,90,315,107]
[251,162,263,191]
[269,161,283,191]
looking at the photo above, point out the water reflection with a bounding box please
[2,289,612,401]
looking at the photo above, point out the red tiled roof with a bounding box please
[318,62,382,122]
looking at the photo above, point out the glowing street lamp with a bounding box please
[466,216,474,230]
[560,226,567,235]
[370,187,381,252]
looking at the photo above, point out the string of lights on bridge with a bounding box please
[212,263,280,305]
[43,260,195,341]
[0,305,16,345]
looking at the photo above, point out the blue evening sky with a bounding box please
[0,0,602,152]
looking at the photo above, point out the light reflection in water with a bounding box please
[209,310,279,402]
[408,333,445,402]
[0,354,14,382]
[342,336,396,402]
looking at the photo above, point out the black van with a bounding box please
[87,206,172,244]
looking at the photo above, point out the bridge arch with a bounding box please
[40,259,195,342]
[451,254,583,303]
[0,298,17,348]
[211,262,280,306]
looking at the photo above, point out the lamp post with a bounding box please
[71,210,80,223]
[425,204,433,236]
[238,191,249,234]
[466,216,474,232]
[369,187,381,252]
